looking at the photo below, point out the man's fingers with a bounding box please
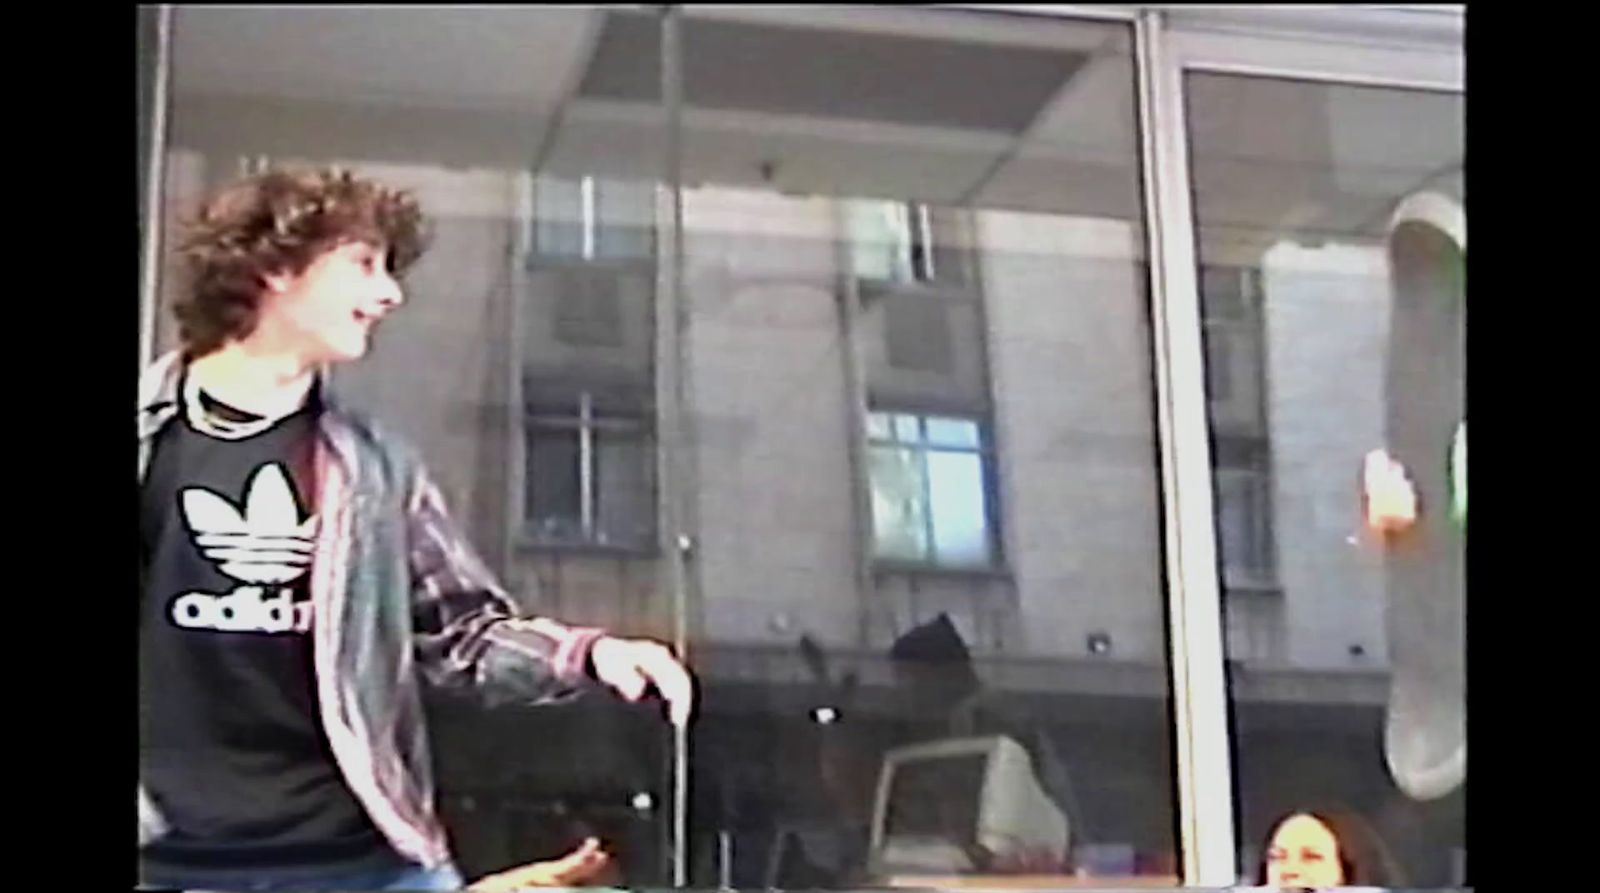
[594,638,650,701]
[466,838,611,891]
[639,645,695,727]
[605,660,648,701]
[549,837,608,877]
[596,637,695,724]
[550,837,599,867]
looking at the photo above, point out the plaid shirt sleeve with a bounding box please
[407,467,606,704]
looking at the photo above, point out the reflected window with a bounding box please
[1223,589,1285,665]
[534,175,655,262]
[1213,435,1277,592]
[868,410,995,567]
[1200,265,1267,433]
[525,390,656,549]
[849,199,969,287]
[520,257,656,552]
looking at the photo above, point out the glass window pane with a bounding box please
[535,176,585,258]
[925,417,980,449]
[866,411,893,440]
[927,205,971,288]
[158,8,676,887]
[849,198,915,283]
[869,445,929,561]
[1204,325,1234,403]
[675,8,1174,888]
[596,178,655,259]
[927,450,989,565]
[1214,469,1271,587]
[1187,72,1465,887]
[891,413,921,444]
[595,433,655,547]
[527,427,582,541]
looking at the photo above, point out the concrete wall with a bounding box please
[680,187,861,648]
[977,210,1166,662]
[1259,241,1391,669]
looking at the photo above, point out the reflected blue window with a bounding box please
[891,413,921,443]
[866,410,995,567]
[925,416,980,449]
[869,444,929,562]
[927,451,988,564]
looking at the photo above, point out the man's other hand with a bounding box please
[590,636,694,727]
[468,837,610,891]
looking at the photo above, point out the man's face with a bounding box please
[258,240,403,364]
[1264,814,1344,889]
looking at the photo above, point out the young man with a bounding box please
[138,167,693,891]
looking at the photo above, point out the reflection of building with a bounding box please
[147,12,1447,693]
[212,171,1397,698]
[141,4,1464,886]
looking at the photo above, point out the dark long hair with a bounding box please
[1258,808,1405,888]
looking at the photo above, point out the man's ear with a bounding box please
[260,269,292,296]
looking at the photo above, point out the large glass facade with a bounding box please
[157,9,678,885]
[667,8,1174,886]
[1185,74,1465,888]
[142,6,1464,889]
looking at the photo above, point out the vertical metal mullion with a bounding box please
[139,4,174,376]
[894,201,915,284]
[834,214,877,648]
[917,419,937,563]
[581,174,597,261]
[657,7,693,887]
[506,172,532,579]
[917,203,936,282]
[1135,9,1240,887]
[578,391,596,538]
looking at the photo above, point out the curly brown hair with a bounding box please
[173,166,430,358]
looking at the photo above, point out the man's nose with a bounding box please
[375,272,404,310]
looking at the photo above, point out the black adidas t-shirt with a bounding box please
[138,386,403,886]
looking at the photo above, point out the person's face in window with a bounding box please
[1264,813,1344,889]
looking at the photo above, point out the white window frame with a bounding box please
[139,5,174,381]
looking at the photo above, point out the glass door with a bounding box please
[1145,7,1465,888]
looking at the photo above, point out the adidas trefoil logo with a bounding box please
[171,463,318,634]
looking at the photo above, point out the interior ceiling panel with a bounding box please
[172,6,596,112]
[578,11,1087,134]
